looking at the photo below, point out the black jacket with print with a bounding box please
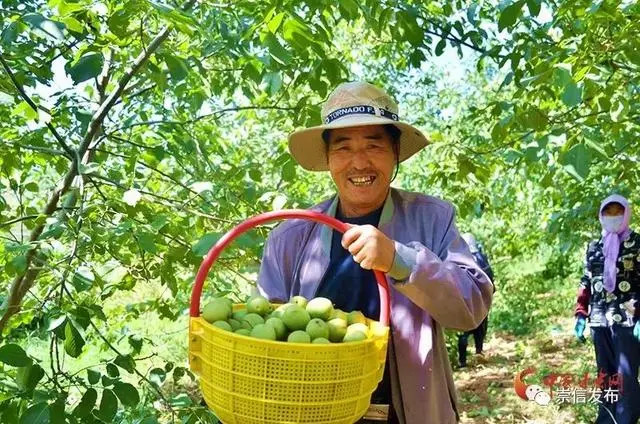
[575,230,640,327]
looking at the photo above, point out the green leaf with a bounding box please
[242,61,262,84]
[192,233,221,256]
[282,160,296,182]
[339,0,360,19]
[499,1,524,31]
[323,59,342,85]
[49,397,66,424]
[467,4,479,25]
[561,82,582,107]
[66,53,104,84]
[72,266,94,291]
[491,122,507,142]
[435,39,446,56]
[19,402,49,424]
[61,16,83,33]
[553,63,572,88]
[164,55,189,81]
[172,366,186,381]
[16,362,44,391]
[149,367,166,387]
[137,232,157,254]
[12,101,38,121]
[522,108,548,131]
[47,315,67,338]
[264,33,292,65]
[264,71,282,95]
[114,354,135,373]
[400,11,424,46]
[150,216,168,230]
[526,0,541,17]
[113,382,140,407]
[169,393,192,408]
[128,335,143,354]
[610,99,628,122]
[97,389,118,423]
[63,320,85,358]
[106,363,120,378]
[249,169,262,182]
[585,138,609,160]
[149,1,196,33]
[8,254,27,275]
[1,21,21,46]
[107,9,130,38]
[0,343,30,367]
[24,182,38,192]
[73,388,97,418]
[22,13,64,40]
[57,1,85,15]
[267,12,285,33]
[282,18,314,49]
[87,369,101,385]
[561,143,591,181]
[624,45,640,66]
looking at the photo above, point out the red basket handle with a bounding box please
[189,209,390,326]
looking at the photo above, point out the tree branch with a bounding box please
[6,141,67,156]
[0,53,75,159]
[0,13,189,334]
[106,104,299,134]
[0,215,40,228]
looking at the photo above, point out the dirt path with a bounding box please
[454,317,598,424]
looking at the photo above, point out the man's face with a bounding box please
[326,125,396,216]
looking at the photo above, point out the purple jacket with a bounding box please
[257,188,493,423]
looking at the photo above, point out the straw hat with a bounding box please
[288,81,430,171]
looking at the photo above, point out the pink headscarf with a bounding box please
[599,194,632,293]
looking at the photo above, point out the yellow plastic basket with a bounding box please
[189,210,391,424]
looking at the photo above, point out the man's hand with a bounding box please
[342,224,395,272]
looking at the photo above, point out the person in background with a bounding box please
[574,194,640,424]
[458,233,495,367]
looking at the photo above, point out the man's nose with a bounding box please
[350,149,371,169]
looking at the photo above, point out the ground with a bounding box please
[455,317,598,424]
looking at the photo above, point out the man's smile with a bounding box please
[348,175,376,186]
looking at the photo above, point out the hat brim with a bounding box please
[288,115,430,171]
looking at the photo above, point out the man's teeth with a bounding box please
[349,176,375,186]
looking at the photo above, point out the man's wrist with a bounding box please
[387,242,418,281]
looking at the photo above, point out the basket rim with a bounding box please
[190,343,384,364]
[191,316,389,349]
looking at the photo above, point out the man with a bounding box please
[458,233,495,368]
[575,195,640,424]
[258,81,493,423]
